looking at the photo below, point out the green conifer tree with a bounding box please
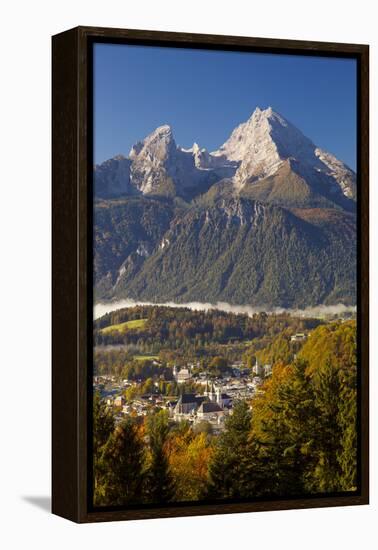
[144,410,174,503]
[208,401,259,499]
[98,419,146,506]
[93,392,114,505]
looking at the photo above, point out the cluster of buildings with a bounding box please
[93,327,316,433]
[95,345,288,431]
[94,359,274,432]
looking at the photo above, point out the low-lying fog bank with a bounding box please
[93,298,356,321]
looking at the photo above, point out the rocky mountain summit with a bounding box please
[95,107,356,206]
[94,107,357,308]
[212,107,355,198]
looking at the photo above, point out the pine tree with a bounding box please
[305,359,343,493]
[207,401,258,499]
[93,391,114,454]
[93,392,114,506]
[337,373,357,491]
[98,419,146,506]
[336,337,358,491]
[251,360,317,497]
[144,410,174,503]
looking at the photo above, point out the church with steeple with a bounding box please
[172,380,232,422]
[204,380,232,408]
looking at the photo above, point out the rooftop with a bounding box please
[198,402,223,414]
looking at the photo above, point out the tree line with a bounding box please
[94,305,322,348]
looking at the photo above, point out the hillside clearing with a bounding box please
[133,355,160,362]
[100,318,147,335]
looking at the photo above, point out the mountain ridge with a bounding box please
[94,107,356,205]
[94,194,356,308]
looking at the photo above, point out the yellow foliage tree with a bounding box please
[167,428,213,501]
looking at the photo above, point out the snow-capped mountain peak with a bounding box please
[210,106,355,198]
[213,106,313,163]
[94,106,356,202]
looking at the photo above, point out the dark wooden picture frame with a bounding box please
[52,26,369,523]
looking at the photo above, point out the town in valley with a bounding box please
[93,305,354,435]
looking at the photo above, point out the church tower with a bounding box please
[209,383,216,402]
[253,357,261,376]
[216,386,222,406]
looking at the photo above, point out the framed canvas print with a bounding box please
[52,26,369,523]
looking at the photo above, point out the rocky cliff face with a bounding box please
[94,155,132,198]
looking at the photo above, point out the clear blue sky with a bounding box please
[94,43,357,170]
